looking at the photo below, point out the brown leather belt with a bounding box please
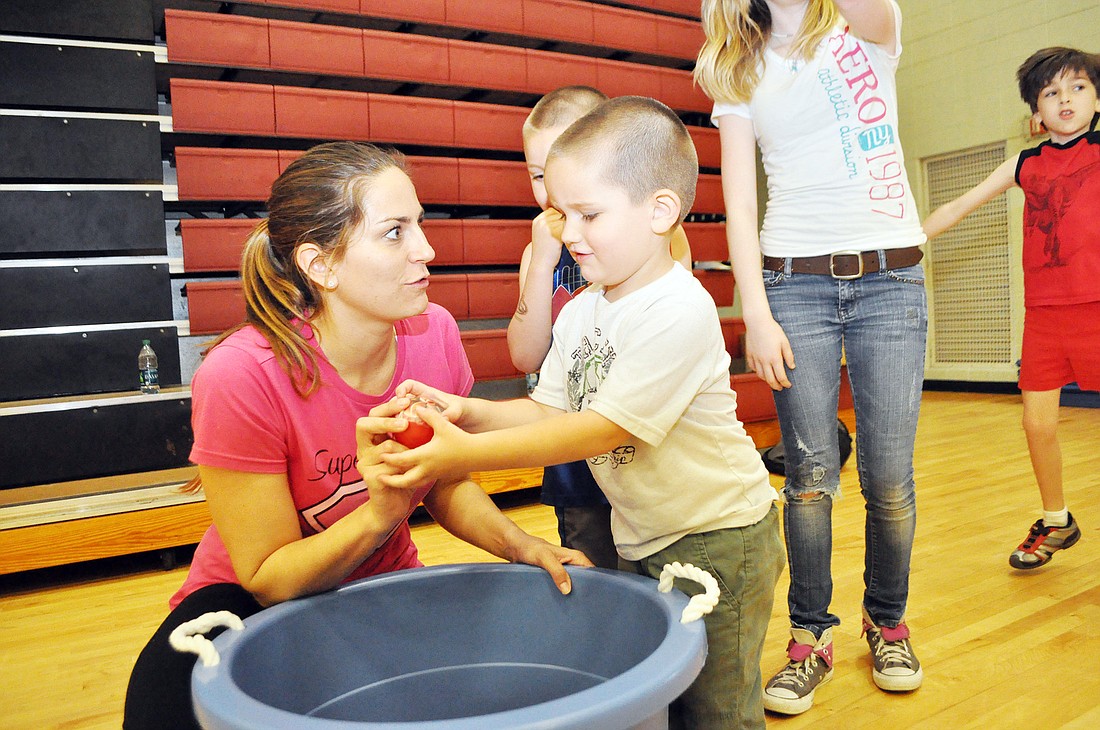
[762,247,923,280]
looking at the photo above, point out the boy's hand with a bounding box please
[745,318,795,390]
[379,406,472,488]
[394,380,466,427]
[530,208,565,267]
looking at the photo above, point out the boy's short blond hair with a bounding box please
[523,86,608,136]
[548,96,698,221]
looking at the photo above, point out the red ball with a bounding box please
[392,419,434,449]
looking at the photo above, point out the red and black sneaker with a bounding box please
[1009,513,1081,569]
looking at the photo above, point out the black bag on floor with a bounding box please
[759,418,852,476]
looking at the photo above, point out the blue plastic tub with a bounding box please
[191,564,707,730]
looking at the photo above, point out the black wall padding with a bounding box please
[0,328,181,401]
[0,264,173,329]
[0,396,193,489]
[0,191,165,256]
[0,0,155,43]
[0,116,161,181]
[0,42,157,113]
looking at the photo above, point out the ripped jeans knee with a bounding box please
[781,460,840,504]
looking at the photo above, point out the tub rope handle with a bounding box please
[658,562,720,624]
[169,611,244,667]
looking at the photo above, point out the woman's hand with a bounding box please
[745,317,795,390]
[355,399,433,525]
[505,533,595,595]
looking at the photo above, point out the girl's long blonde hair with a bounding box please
[695,0,840,104]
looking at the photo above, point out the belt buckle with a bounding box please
[829,250,864,280]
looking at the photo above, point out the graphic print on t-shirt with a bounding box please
[1024,158,1100,268]
[300,448,367,532]
[566,331,634,469]
[817,26,911,221]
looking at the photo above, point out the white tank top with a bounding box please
[712,2,925,258]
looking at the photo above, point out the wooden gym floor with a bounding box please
[1,391,1098,729]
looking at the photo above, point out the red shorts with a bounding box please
[1019,301,1100,392]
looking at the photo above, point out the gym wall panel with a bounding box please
[406,156,460,204]
[693,174,724,214]
[427,274,470,319]
[0,116,161,181]
[596,58,663,99]
[0,329,181,402]
[0,191,165,256]
[0,43,157,113]
[693,269,734,307]
[656,18,705,58]
[689,125,721,169]
[0,0,155,42]
[0,264,173,329]
[282,0,362,13]
[0,396,194,489]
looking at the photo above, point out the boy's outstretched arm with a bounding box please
[381,406,630,489]
[923,155,1019,239]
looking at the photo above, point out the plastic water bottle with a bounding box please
[138,339,159,394]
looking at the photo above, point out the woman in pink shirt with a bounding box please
[124,142,590,730]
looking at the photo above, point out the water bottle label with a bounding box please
[140,368,159,390]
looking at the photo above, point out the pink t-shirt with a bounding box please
[171,304,473,607]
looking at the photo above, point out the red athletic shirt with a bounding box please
[1015,130,1100,306]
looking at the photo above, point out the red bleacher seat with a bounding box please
[274,86,371,140]
[169,79,276,136]
[460,329,522,380]
[186,281,247,335]
[682,222,727,261]
[180,219,258,272]
[268,18,365,76]
[175,147,280,201]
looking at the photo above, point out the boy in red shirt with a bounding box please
[923,47,1100,569]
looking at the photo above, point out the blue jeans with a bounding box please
[762,257,926,637]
